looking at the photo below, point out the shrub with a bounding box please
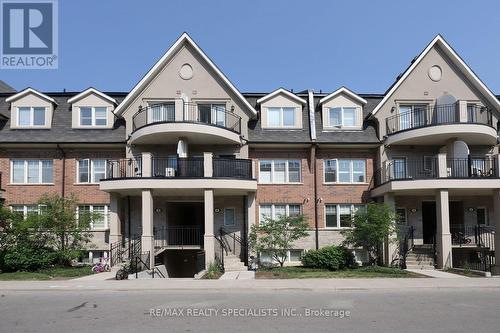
[2,246,58,272]
[203,260,223,279]
[301,245,355,271]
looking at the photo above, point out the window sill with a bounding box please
[73,183,101,186]
[322,128,362,132]
[261,127,303,130]
[73,126,111,130]
[324,227,353,231]
[8,183,55,186]
[323,182,369,186]
[10,127,51,130]
[258,182,304,185]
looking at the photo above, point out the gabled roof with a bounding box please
[0,80,15,93]
[67,87,117,105]
[256,88,307,105]
[5,87,57,104]
[114,32,257,117]
[371,35,500,116]
[319,86,367,105]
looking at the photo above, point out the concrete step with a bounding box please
[406,265,435,270]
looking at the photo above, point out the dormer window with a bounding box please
[17,106,46,127]
[267,107,296,128]
[79,107,107,127]
[327,107,358,128]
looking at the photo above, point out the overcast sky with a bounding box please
[2,0,500,95]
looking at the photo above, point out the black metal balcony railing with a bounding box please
[154,226,202,248]
[152,157,204,178]
[213,158,252,179]
[386,104,493,135]
[373,157,497,186]
[450,225,495,250]
[132,102,242,134]
[106,158,142,179]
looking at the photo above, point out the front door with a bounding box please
[422,201,437,244]
[449,201,464,227]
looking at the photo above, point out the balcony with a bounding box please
[130,102,242,145]
[100,155,256,194]
[384,104,497,145]
[372,156,500,196]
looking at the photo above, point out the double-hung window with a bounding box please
[327,107,358,128]
[267,107,296,127]
[11,160,53,184]
[325,204,364,228]
[79,107,108,126]
[259,159,301,183]
[77,159,107,183]
[17,107,46,127]
[323,159,366,183]
[259,204,301,225]
[78,205,109,230]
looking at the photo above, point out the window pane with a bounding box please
[339,205,352,228]
[396,208,406,225]
[282,107,295,126]
[94,107,107,126]
[274,205,286,218]
[78,159,90,183]
[12,160,25,183]
[274,161,286,183]
[78,205,91,226]
[329,108,342,126]
[352,160,366,183]
[267,107,281,127]
[399,106,412,130]
[212,104,226,127]
[33,107,45,126]
[289,250,302,262]
[224,208,235,226]
[259,205,272,224]
[18,107,31,126]
[338,160,351,183]
[41,160,53,183]
[80,107,92,126]
[325,205,337,228]
[26,205,39,216]
[27,160,40,183]
[343,107,356,126]
[11,205,25,217]
[259,160,272,183]
[288,160,300,182]
[92,159,106,182]
[324,160,337,182]
[477,208,487,225]
[92,205,106,229]
[288,204,301,217]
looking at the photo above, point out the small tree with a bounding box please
[249,214,308,267]
[341,203,398,265]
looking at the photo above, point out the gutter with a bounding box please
[56,144,66,198]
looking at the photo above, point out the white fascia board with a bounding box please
[256,88,307,105]
[67,87,117,105]
[319,87,367,105]
[5,87,57,104]
[114,33,257,117]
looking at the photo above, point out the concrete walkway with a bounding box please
[406,269,468,278]
[220,271,255,280]
[70,271,116,281]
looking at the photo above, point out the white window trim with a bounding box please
[259,249,304,264]
[325,106,360,129]
[266,106,297,128]
[324,204,365,229]
[258,204,301,225]
[76,159,107,184]
[77,205,109,230]
[224,207,236,227]
[10,204,45,218]
[17,106,47,127]
[10,159,53,184]
[78,106,108,127]
[323,159,366,184]
[258,159,301,184]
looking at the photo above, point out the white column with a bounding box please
[141,152,152,177]
[177,138,188,158]
[458,100,468,122]
[437,152,448,178]
[203,152,213,177]
[493,190,500,275]
[141,189,155,269]
[436,189,452,269]
[109,193,121,245]
[383,193,397,266]
[247,192,256,235]
[204,189,215,267]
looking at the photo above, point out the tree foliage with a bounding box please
[249,214,308,267]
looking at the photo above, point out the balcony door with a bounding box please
[198,104,226,127]
[399,105,426,131]
[148,102,175,123]
[391,157,407,180]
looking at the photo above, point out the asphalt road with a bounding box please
[1,287,500,333]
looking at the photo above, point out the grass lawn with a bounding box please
[255,265,422,279]
[0,266,93,281]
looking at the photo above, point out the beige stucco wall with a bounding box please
[260,93,303,129]
[321,93,363,129]
[70,93,115,129]
[10,94,53,129]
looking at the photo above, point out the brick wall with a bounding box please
[0,147,125,206]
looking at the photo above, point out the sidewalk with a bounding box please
[1,277,500,291]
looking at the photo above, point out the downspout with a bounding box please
[308,90,319,250]
[243,196,247,266]
[56,144,66,198]
[127,195,131,241]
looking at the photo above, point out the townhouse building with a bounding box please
[0,33,498,277]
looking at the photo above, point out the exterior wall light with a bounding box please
[410,208,418,213]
